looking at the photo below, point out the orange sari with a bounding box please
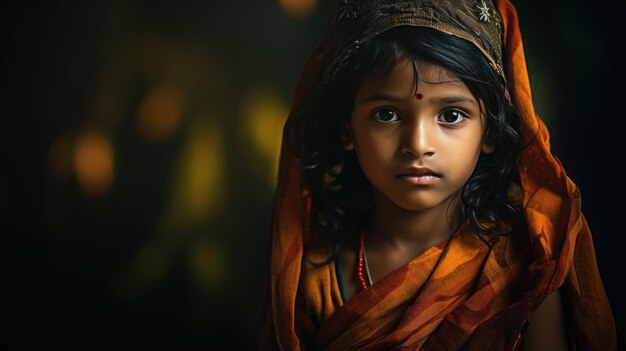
[259,1,616,350]
[296,225,533,350]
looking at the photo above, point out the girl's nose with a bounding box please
[400,119,436,157]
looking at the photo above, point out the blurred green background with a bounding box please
[2,0,623,349]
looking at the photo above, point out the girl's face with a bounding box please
[345,58,493,212]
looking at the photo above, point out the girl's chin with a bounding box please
[381,191,461,213]
[387,198,446,212]
[371,186,461,212]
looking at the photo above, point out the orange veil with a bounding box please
[259,1,616,350]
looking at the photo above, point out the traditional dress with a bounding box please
[259,1,616,350]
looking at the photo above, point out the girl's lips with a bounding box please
[396,174,442,185]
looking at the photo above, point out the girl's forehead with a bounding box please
[359,59,467,93]
[414,61,461,83]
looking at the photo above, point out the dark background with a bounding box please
[2,0,623,349]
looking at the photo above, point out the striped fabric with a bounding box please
[297,227,531,350]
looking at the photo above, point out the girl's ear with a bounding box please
[342,123,354,151]
[481,141,495,154]
[481,127,495,154]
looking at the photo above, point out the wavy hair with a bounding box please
[286,26,523,264]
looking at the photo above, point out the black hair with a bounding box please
[286,26,522,264]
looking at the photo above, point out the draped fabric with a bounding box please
[296,226,532,350]
[258,1,616,350]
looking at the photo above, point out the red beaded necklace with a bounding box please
[357,229,370,290]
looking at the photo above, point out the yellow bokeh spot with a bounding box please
[279,0,317,18]
[240,88,289,183]
[188,240,225,288]
[136,84,184,142]
[169,118,224,223]
[74,132,114,197]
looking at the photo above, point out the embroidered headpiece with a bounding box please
[321,0,504,83]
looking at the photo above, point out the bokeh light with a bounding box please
[170,118,225,221]
[74,132,114,197]
[279,0,318,18]
[113,117,225,300]
[136,84,184,142]
[188,240,225,288]
[240,88,289,183]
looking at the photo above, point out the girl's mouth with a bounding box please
[396,174,442,185]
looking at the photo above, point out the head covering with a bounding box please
[259,1,616,350]
[323,0,505,83]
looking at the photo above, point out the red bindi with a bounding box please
[415,92,423,100]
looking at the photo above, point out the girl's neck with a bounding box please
[365,188,461,252]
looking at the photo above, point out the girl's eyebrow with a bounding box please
[360,93,477,106]
[432,96,478,106]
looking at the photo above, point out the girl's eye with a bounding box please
[438,109,467,125]
[372,108,399,122]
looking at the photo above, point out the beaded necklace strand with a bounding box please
[357,229,373,290]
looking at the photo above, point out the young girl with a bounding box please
[260,1,616,350]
